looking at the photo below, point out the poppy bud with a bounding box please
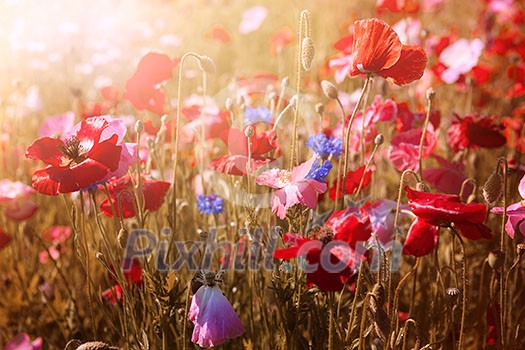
[198,55,216,74]
[374,134,384,146]
[517,244,525,258]
[321,80,338,100]
[426,88,435,101]
[281,76,290,88]
[267,91,277,102]
[244,125,255,138]
[446,287,460,303]
[301,37,315,71]
[315,103,324,115]
[416,182,430,192]
[289,94,298,108]
[134,120,144,134]
[488,249,505,270]
[482,172,503,205]
[118,228,129,249]
[225,98,234,111]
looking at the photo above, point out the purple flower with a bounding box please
[4,333,42,350]
[306,160,333,182]
[189,284,245,347]
[197,194,224,215]
[244,106,273,125]
[306,133,343,159]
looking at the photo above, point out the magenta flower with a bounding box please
[4,333,42,350]
[256,157,327,219]
[0,179,38,221]
[491,174,525,239]
[189,284,245,347]
[388,124,437,172]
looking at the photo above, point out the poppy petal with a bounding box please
[379,45,427,85]
[403,218,439,257]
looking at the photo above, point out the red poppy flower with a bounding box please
[273,233,356,291]
[403,186,492,257]
[100,175,170,218]
[329,165,373,201]
[395,101,440,132]
[205,24,231,43]
[210,127,278,176]
[270,26,294,55]
[123,52,179,115]
[447,113,506,152]
[376,0,420,14]
[26,117,122,196]
[349,18,427,86]
[325,207,373,248]
[102,259,143,304]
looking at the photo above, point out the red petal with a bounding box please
[329,165,373,201]
[143,180,171,212]
[403,218,439,257]
[454,222,492,240]
[350,18,403,74]
[379,45,427,86]
[76,117,109,147]
[25,137,66,166]
[88,134,122,172]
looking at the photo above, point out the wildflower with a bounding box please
[189,271,245,347]
[437,38,484,84]
[327,34,354,83]
[38,112,75,138]
[403,186,492,257]
[388,124,437,172]
[447,114,506,152]
[197,194,225,215]
[0,179,38,221]
[239,6,268,34]
[306,160,333,182]
[4,333,42,350]
[270,26,294,55]
[422,155,469,195]
[376,0,420,14]
[26,117,123,195]
[256,157,327,219]
[491,174,525,239]
[349,18,427,85]
[39,226,72,264]
[102,259,143,304]
[123,52,178,115]
[100,175,170,218]
[205,24,231,43]
[305,133,343,159]
[328,165,374,201]
[210,127,277,176]
[244,105,273,125]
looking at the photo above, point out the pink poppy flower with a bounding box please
[39,226,72,264]
[4,333,42,350]
[423,155,469,195]
[438,38,484,84]
[0,179,38,221]
[362,199,408,248]
[38,112,75,138]
[238,6,268,34]
[388,124,437,172]
[491,174,525,239]
[256,157,327,219]
[189,284,245,347]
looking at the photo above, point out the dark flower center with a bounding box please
[59,136,86,164]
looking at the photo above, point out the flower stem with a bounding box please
[418,89,434,180]
[341,74,371,206]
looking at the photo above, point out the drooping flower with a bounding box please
[189,272,245,347]
[4,333,42,350]
[244,105,273,125]
[306,160,333,183]
[256,157,327,219]
[403,186,492,257]
[26,117,122,195]
[447,114,506,152]
[100,175,170,218]
[349,18,427,85]
[197,194,225,215]
[491,174,525,239]
[0,179,38,221]
[305,133,343,159]
[210,127,277,176]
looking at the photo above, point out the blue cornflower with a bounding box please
[306,160,333,182]
[244,106,273,125]
[305,133,343,159]
[197,194,224,215]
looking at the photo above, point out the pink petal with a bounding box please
[238,6,268,34]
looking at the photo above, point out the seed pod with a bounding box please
[416,182,430,192]
[482,172,503,205]
[446,287,460,303]
[488,249,505,270]
[301,37,315,71]
[320,80,338,99]
[197,55,216,74]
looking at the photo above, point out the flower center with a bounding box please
[59,136,87,165]
[278,171,292,185]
